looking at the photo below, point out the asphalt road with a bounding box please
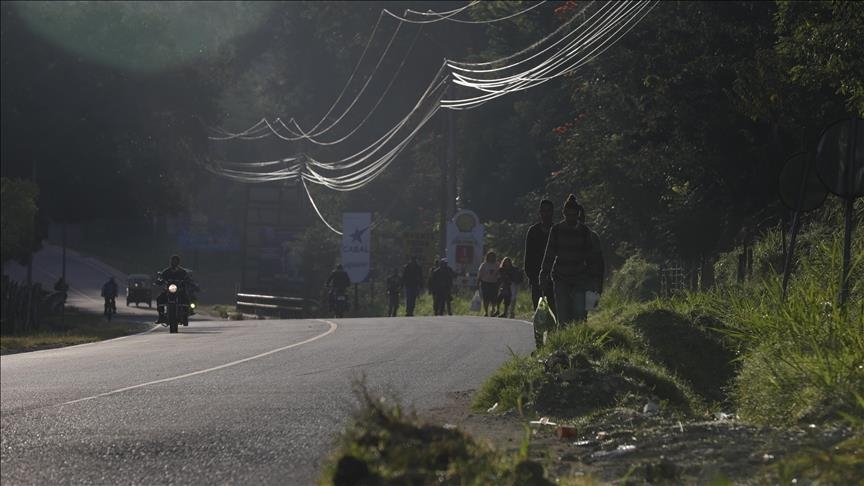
[3,243,159,321]
[1,315,534,485]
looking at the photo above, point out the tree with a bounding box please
[774,1,864,116]
[1,178,39,265]
[539,3,758,260]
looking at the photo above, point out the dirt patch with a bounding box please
[420,390,858,484]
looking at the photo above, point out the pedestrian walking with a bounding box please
[429,258,456,316]
[507,260,524,318]
[494,257,515,318]
[524,199,556,313]
[385,269,402,317]
[539,194,604,326]
[402,257,423,316]
[477,251,500,317]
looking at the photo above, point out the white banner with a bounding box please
[341,212,371,283]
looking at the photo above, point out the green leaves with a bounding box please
[0,178,39,265]
[774,1,864,115]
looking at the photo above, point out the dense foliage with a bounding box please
[0,178,40,265]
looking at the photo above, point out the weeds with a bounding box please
[320,381,554,485]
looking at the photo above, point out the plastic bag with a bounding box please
[469,290,482,312]
[585,291,600,311]
[532,296,558,348]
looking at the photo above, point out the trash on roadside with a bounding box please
[529,417,557,427]
[487,402,499,413]
[590,444,637,459]
[555,425,577,439]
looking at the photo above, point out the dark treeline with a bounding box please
[2,1,862,284]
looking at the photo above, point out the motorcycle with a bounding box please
[158,276,192,334]
[330,288,349,318]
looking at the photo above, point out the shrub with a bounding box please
[605,253,660,302]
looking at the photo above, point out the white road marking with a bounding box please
[61,320,338,405]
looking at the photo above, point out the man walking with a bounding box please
[539,195,604,326]
[385,269,402,317]
[429,258,455,316]
[402,257,423,316]
[524,199,556,312]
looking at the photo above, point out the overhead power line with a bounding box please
[207,1,656,234]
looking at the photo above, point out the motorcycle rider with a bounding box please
[155,254,197,324]
[325,264,351,313]
[101,276,118,315]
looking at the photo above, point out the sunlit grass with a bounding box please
[695,221,863,425]
[409,288,535,320]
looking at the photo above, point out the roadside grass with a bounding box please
[410,288,535,320]
[668,217,863,425]
[318,382,586,486]
[472,306,710,420]
[468,206,861,481]
[0,309,150,354]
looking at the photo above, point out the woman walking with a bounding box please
[477,251,499,316]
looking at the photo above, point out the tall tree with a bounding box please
[0,178,40,265]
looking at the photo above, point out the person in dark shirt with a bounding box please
[540,195,604,326]
[326,264,351,311]
[54,277,69,305]
[101,277,118,314]
[155,255,193,324]
[429,258,456,316]
[494,257,516,318]
[524,199,556,312]
[385,269,402,317]
[402,257,423,316]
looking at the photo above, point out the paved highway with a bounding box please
[3,243,159,320]
[1,315,534,485]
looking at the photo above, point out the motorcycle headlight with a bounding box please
[168,284,178,293]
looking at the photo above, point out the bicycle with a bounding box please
[104,297,117,321]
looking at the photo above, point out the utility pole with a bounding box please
[447,100,457,223]
[61,222,67,326]
[439,87,457,260]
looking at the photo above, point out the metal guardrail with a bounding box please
[235,293,318,318]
